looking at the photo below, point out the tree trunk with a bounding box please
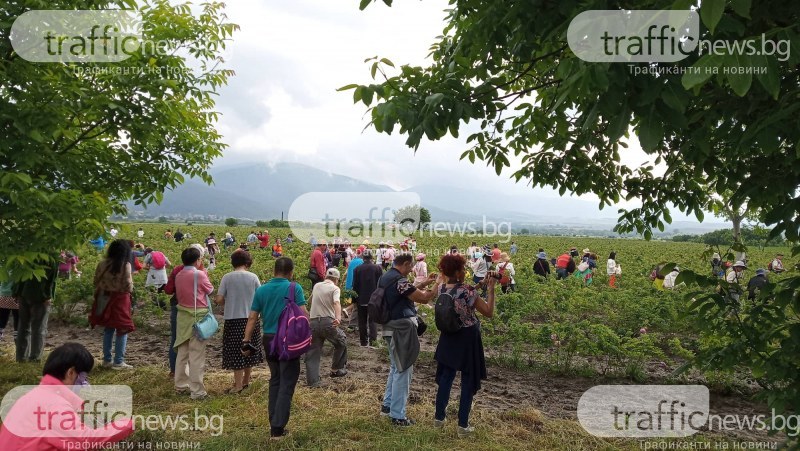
[732,214,742,243]
[732,213,747,263]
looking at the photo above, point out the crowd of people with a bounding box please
[0,228,793,447]
[651,252,787,303]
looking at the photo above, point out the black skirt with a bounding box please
[222,317,264,370]
[434,324,488,394]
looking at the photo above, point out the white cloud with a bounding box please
[210,0,715,224]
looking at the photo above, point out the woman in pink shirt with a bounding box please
[412,253,428,285]
[173,247,215,400]
[0,343,133,449]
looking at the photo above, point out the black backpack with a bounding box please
[435,284,463,334]
[368,272,403,325]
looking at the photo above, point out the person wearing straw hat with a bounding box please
[497,252,516,293]
[769,253,785,273]
[726,261,747,284]
[412,253,428,285]
[533,251,550,279]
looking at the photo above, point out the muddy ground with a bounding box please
[36,308,779,444]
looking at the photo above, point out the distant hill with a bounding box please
[126,162,728,234]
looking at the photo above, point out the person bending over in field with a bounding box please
[433,253,496,438]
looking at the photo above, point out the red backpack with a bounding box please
[556,253,571,269]
[150,251,167,270]
[270,282,312,360]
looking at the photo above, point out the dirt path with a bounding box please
[44,317,774,442]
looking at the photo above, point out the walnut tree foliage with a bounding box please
[347,0,799,249]
[0,0,237,281]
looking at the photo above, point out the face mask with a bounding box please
[74,371,90,387]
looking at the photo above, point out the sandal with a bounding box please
[226,386,245,394]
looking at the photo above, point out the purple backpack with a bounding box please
[270,282,312,360]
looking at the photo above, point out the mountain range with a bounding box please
[126,162,726,234]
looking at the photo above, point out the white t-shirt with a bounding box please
[144,252,171,287]
[218,270,261,320]
[309,280,341,319]
[726,269,743,284]
[137,230,144,238]
[110,228,118,237]
[663,271,679,289]
[607,259,617,276]
[471,259,488,277]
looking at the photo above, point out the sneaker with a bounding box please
[330,369,348,378]
[380,405,390,416]
[101,361,112,368]
[457,425,475,438]
[191,393,209,401]
[433,418,446,429]
[111,362,133,370]
[391,418,415,427]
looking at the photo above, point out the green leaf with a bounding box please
[730,0,751,18]
[362,88,374,106]
[725,53,752,96]
[637,110,663,152]
[700,0,725,34]
[425,93,445,107]
[336,84,359,91]
[672,0,695,9]
[695,209,704,222]
[28,129,45,143]
[681,54,722,90]
[754,55,780,99]
[661,83,688,113]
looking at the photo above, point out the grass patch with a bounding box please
[0,343,746,450]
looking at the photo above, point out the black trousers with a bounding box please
[357,304,377,346]
[262,335,301,435]
[0,308,19,334]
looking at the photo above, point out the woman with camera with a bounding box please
[433,253,496,438]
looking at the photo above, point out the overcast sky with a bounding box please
[211,0,713,222]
